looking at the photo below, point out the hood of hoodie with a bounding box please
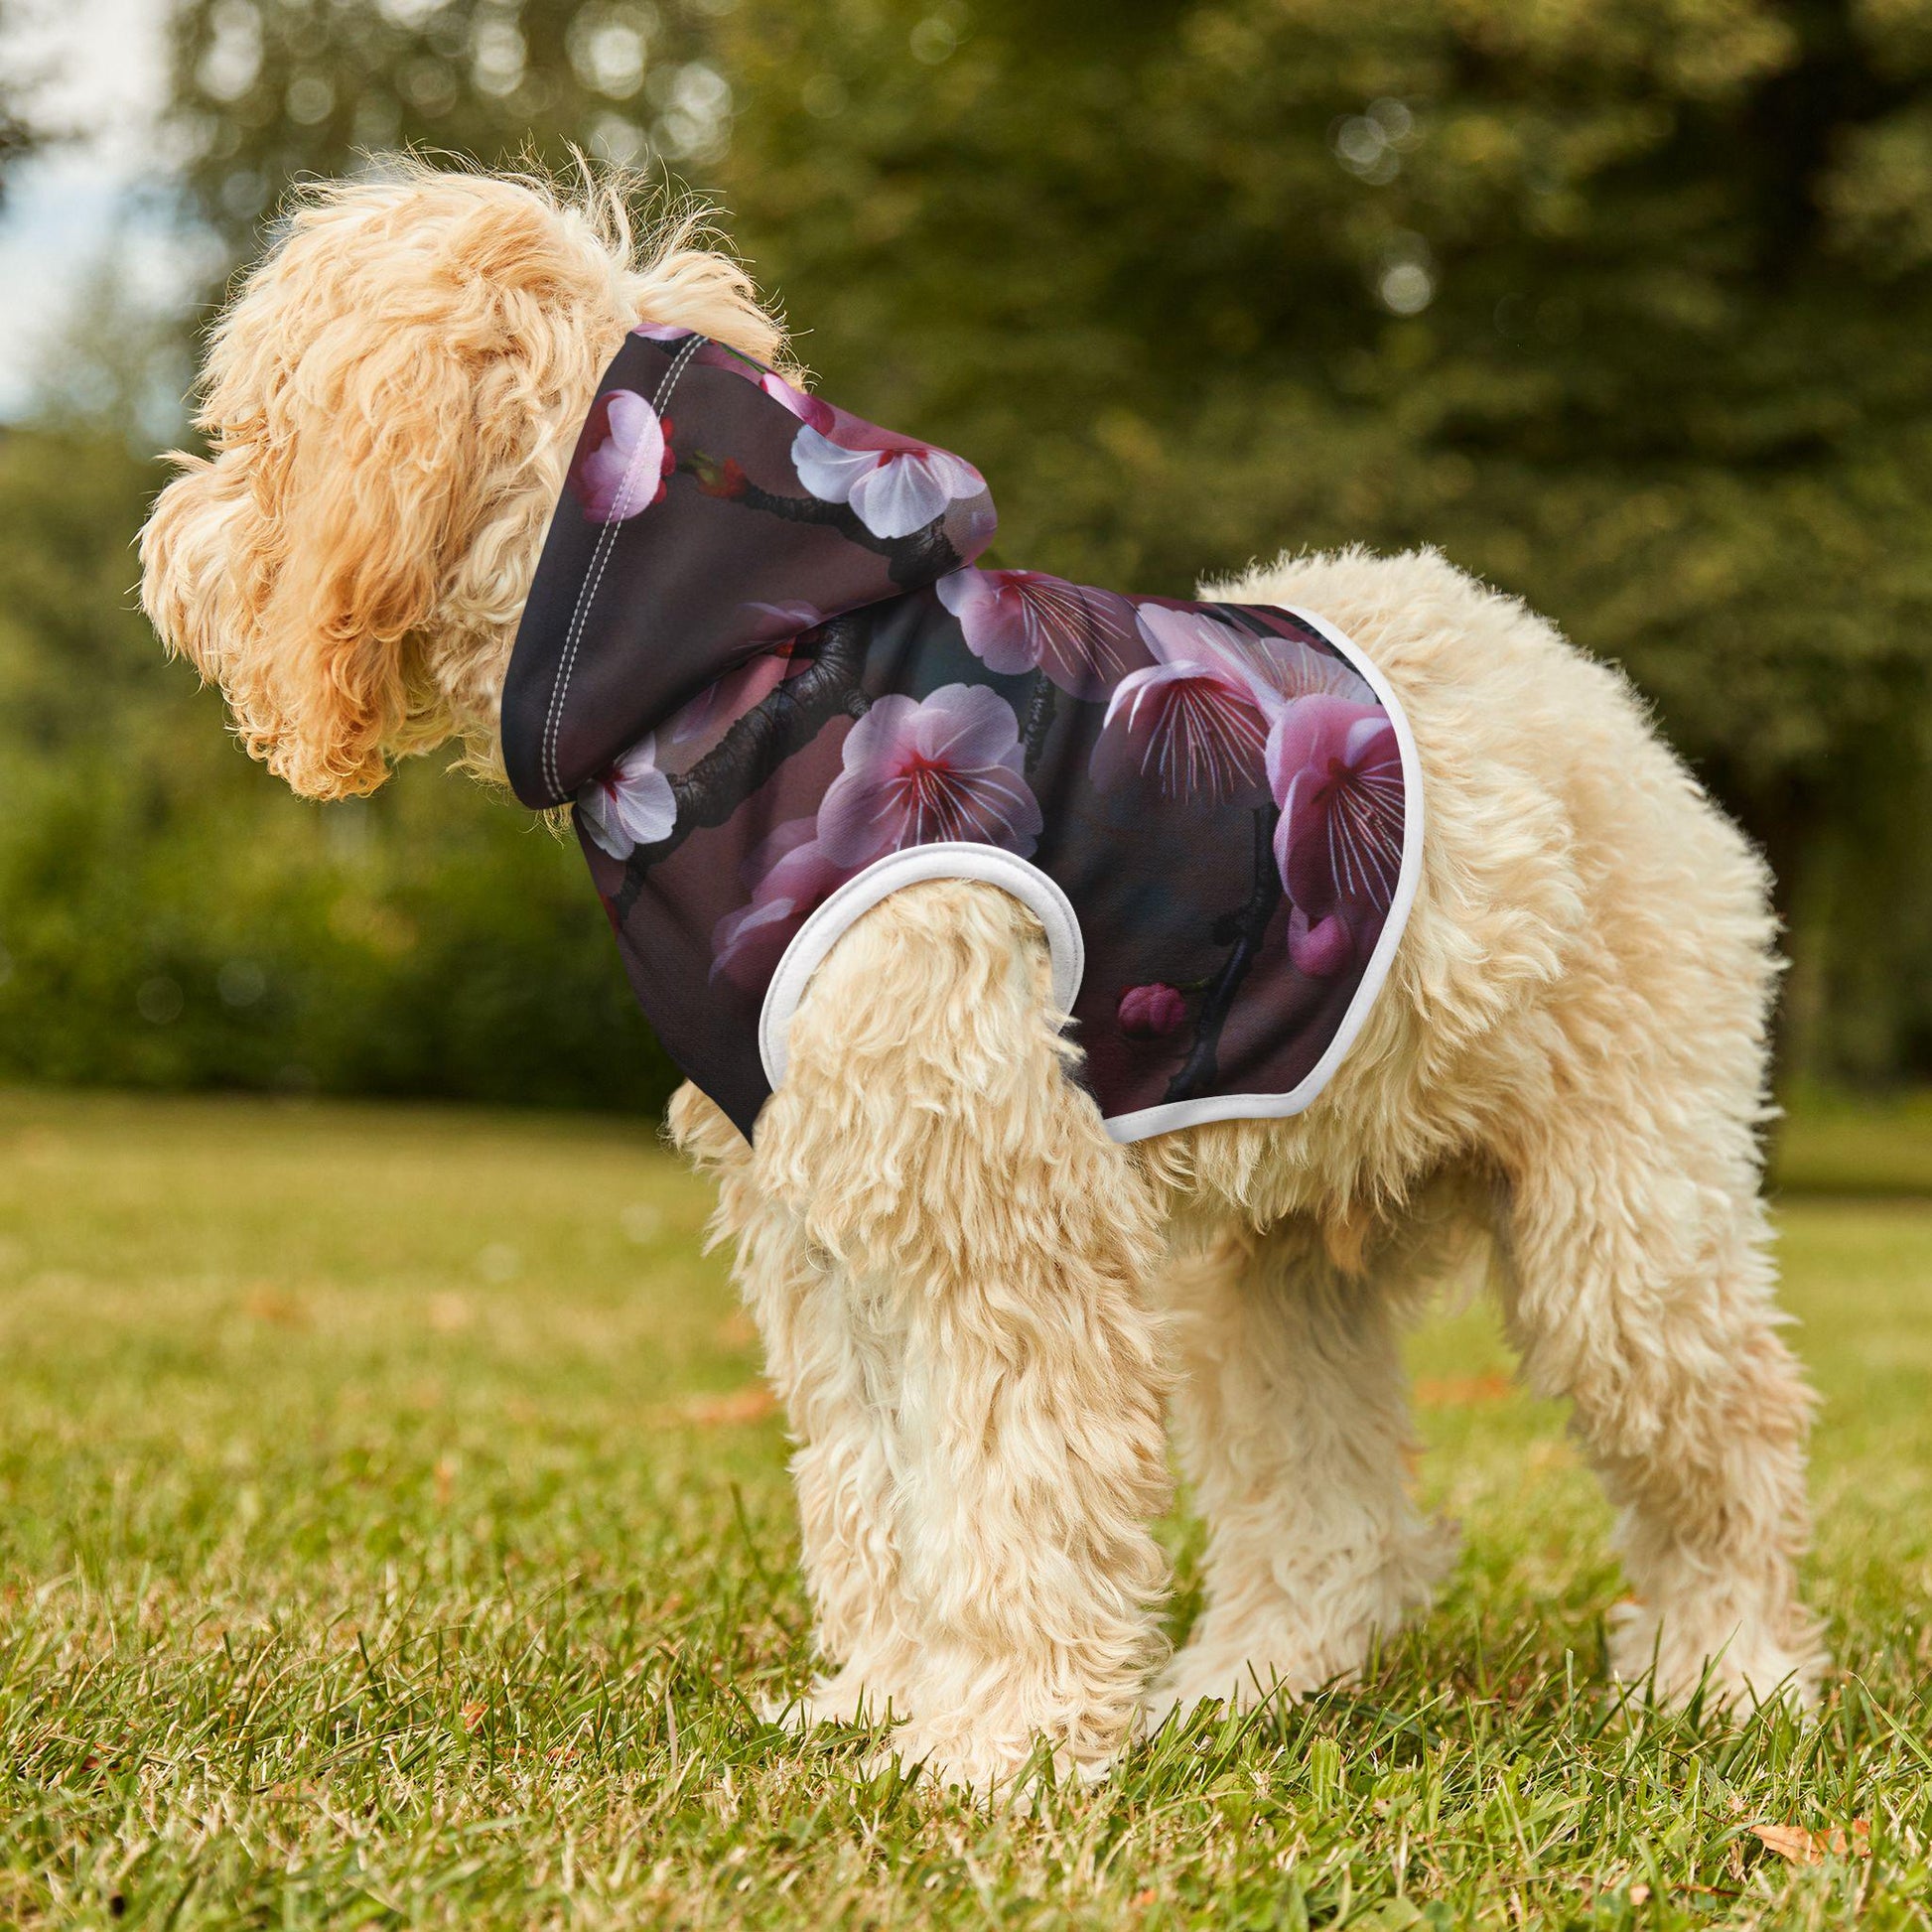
[501,325,998,810]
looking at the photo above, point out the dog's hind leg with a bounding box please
[1148,1214,1456,1725]
[754,880,1174,1794]
[1491,1112,1824,1716]
[1475,739,1823,1710]
[669,1083,918,1728]
[1496,1102,1823,1710]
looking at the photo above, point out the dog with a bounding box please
[140,163,1824,1793]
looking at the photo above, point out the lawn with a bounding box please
[2,1089,1930,1929]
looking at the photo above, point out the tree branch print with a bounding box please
[609,613,873,923]
[684,457,966,589]
[1163,804,1284,1102]
[1021,670,1057,777]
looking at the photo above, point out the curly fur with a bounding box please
[141,165,1825,1795]
[141,160,785,799]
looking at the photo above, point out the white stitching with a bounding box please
[544,334,702,799]
[543,334,701,799]
[541,333,704,802]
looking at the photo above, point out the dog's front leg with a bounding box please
[756,880,1174,1796]
[670,1082,919,1725]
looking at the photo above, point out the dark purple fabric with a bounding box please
[502,328,1413,1141]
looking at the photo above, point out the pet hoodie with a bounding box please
[501,325,1423,1144]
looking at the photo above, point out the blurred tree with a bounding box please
[0,0,46,199]
[0,421,679,1110]
[167,0,734,248]
[41,0,1929,1095]
[711,0,1932,1080]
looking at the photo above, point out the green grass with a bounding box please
[1772,1087,1932,1199]
[2,1089,1931,1929]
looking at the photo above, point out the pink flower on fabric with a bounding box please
[1118,983,1187,1037]
[936,568,1142,700]
[815,684,1041,866]
[1288,906,1356,979]
[791,414,987,540]
[710,819,850,987]
[1090,606,1282,802]
[1243,629,1377,710]
[757,369,835,432]
[667,647,797,751]
[579,736,677,860]
[569,389,674,523]
[632,321,696,343]
[1267,695,1404,925]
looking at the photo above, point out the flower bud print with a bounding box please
[1118,982,1187,1037]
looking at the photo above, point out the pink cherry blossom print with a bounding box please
[790,416,987,540]
[936,568,1142,700]
[632,321,696,343]
[1288,907,1355,978]
[666,646,798,750]
[569,389,674,523]
[744,599,827,640]
[1090,606,1283,802]
[1267,696,1404,920]
[759,369,835,432]
[1243,627,1376,710]
[710,819,851,988]
[1118,983,1187,1036]
[579,736,677,860]
[709,895,802,989]
[815,684,1042,867]
[954,496,1001,562]
[738,813,824,894]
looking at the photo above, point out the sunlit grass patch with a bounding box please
[2,1089,1929,1928]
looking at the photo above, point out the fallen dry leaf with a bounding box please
[678,1386,779,1427]
[1751,1820,1870,1864]
[460,1702,487,1732]
[1413,1373,1514,1408]
[242,1286,309,1327]
[427,1293,472,1334]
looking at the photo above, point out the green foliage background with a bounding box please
[5,0,1932,1108]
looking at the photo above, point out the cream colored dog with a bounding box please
[140,165,1824,1793]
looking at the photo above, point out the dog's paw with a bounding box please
[1606,1598,1826,1715]
[1150,1514,1461,1730]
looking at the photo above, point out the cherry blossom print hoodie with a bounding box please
[501,326,1423,1143]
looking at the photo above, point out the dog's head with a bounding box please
[141,163,785,799]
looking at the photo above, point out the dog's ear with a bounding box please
[143,169,785,801]
[141,442,261,730]
[143,178,577,799]
[143,251,446,795]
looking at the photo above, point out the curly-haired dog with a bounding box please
[141,165,1824,1793]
